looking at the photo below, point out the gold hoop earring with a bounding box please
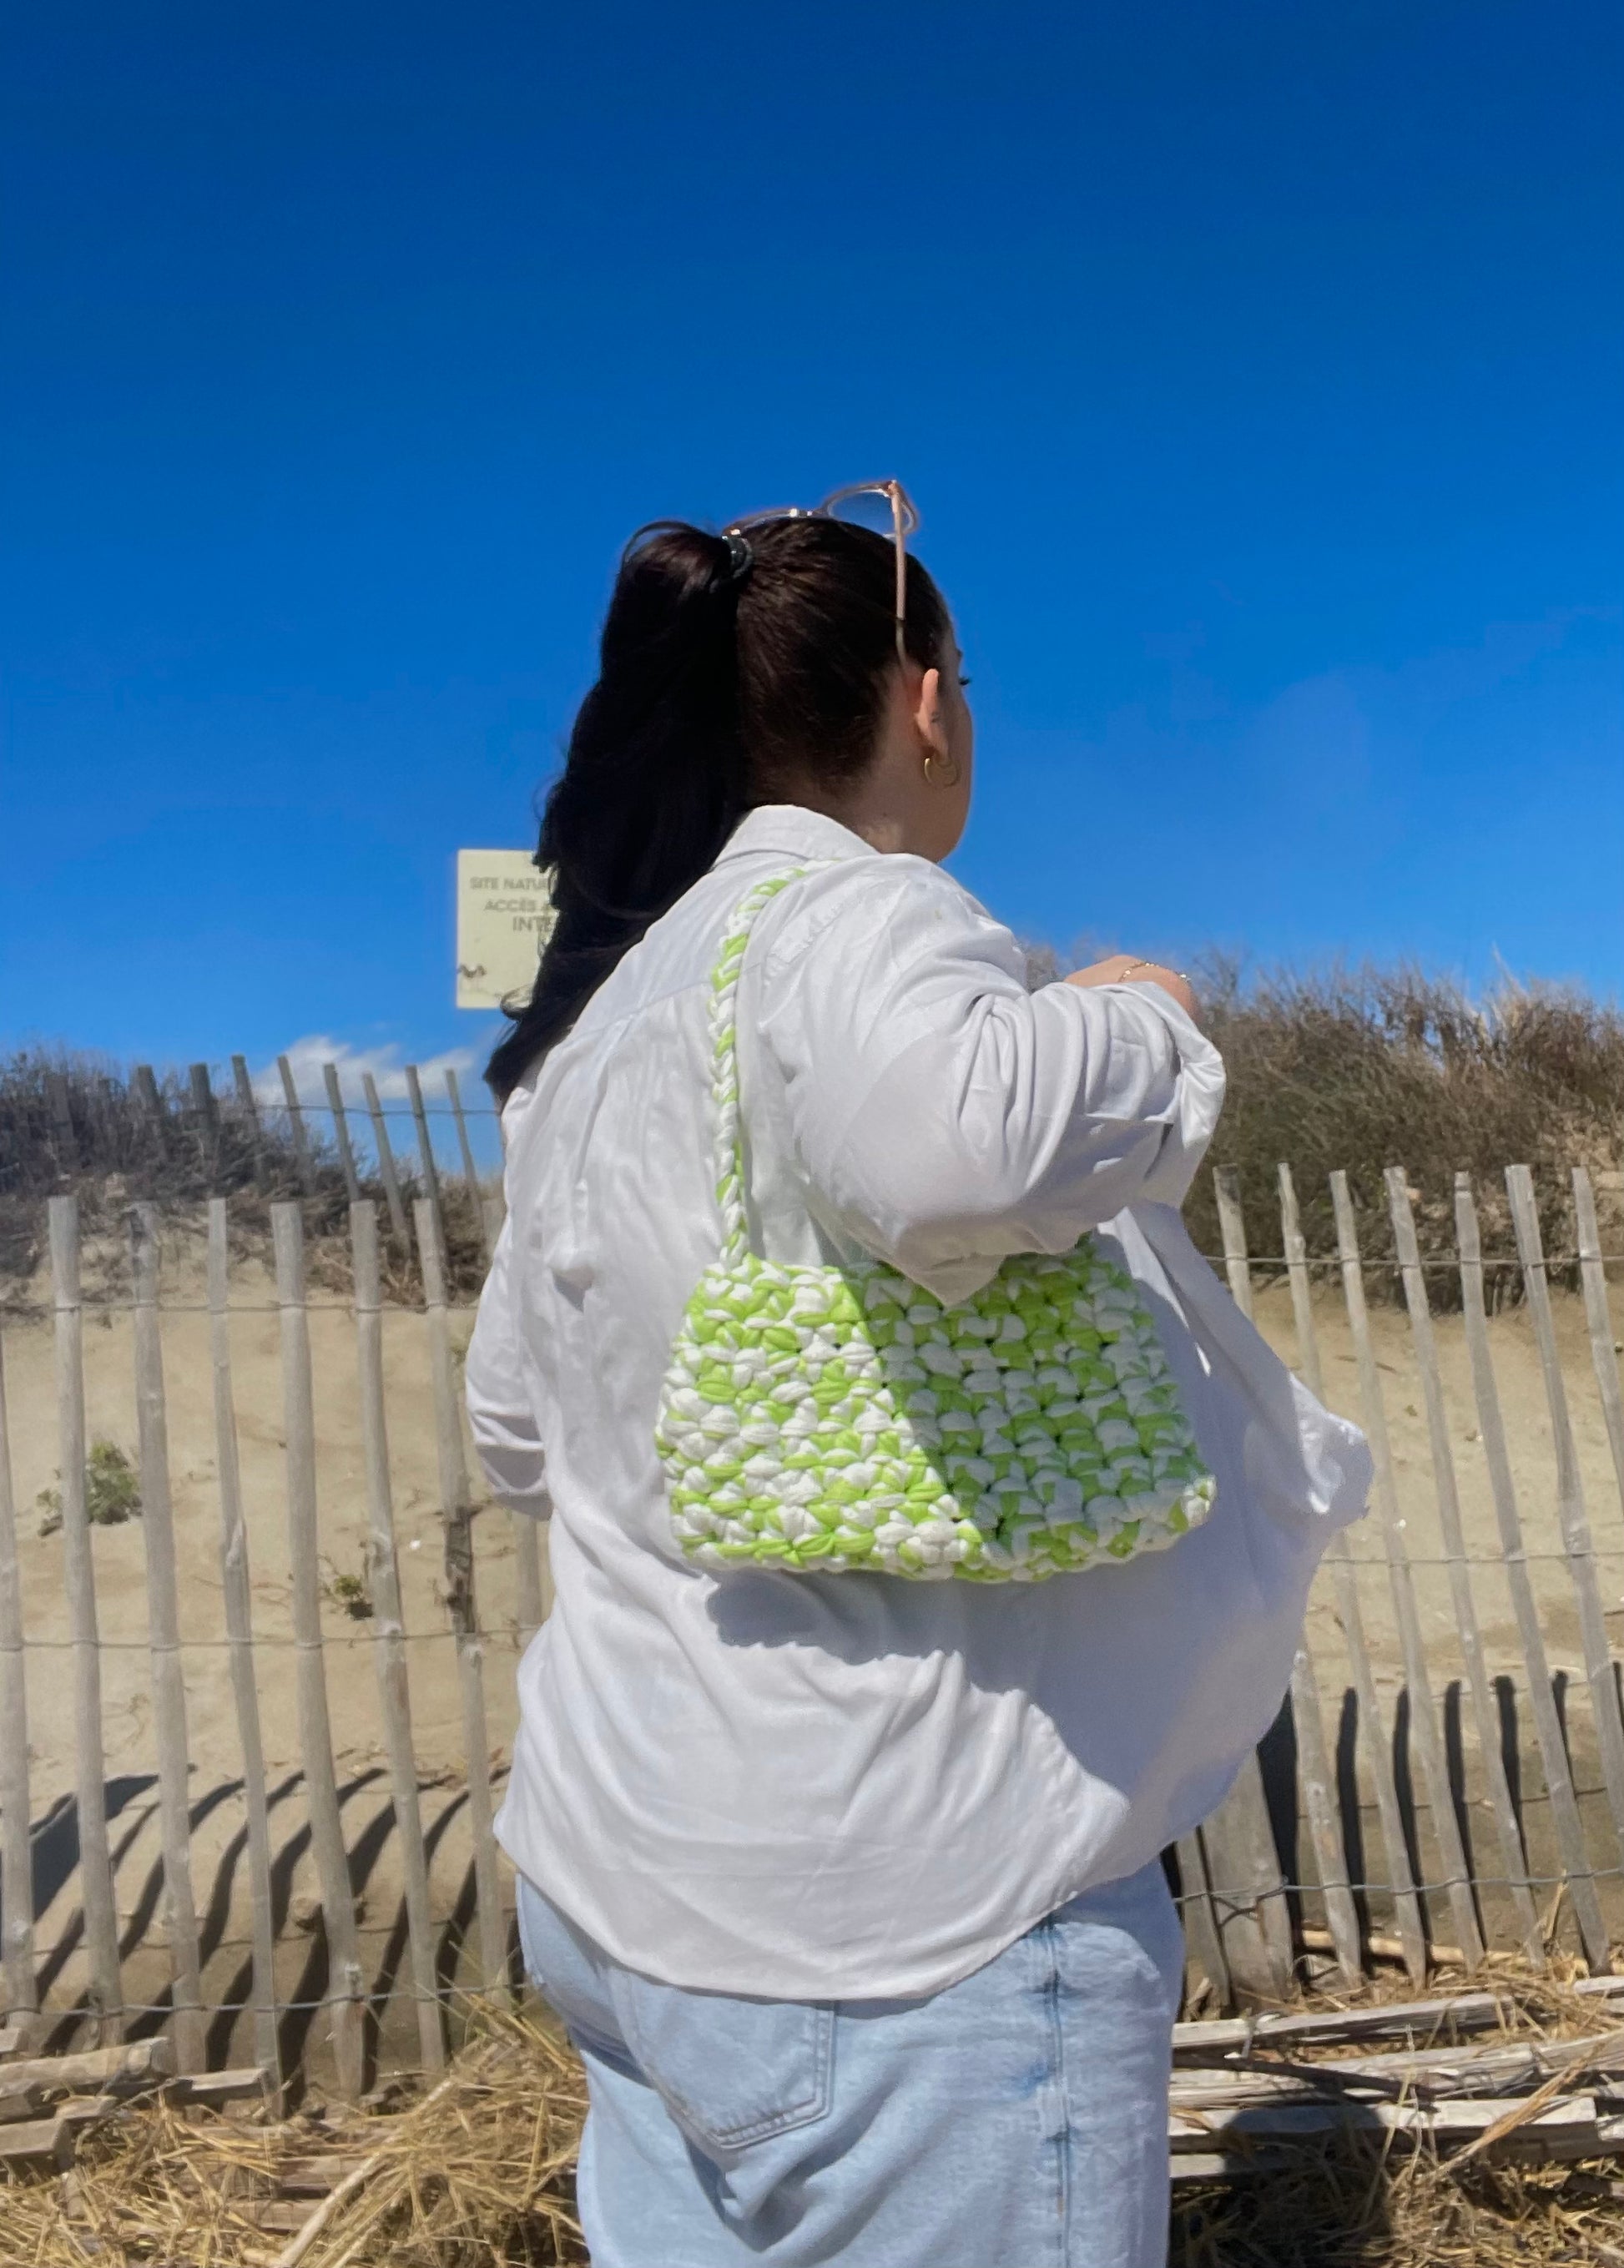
[922,749,961,789]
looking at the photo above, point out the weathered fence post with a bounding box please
[362,1073,410,1248]
[128,1204,207,2069]
[48,1196,124,2039]
[1198,1172,1300,1998]
[231,1056,269,1192]
[45,1069,78,1172]
[276,1058,315,1192]
[1573,1166,1624,1530]
[1278,1167,1425,1979]
[322,1063,363,1205]
[1330,1172,1485,1970]
[1175,1830,1234,2010]
[188,1062,219,1188]
[405,1070,447,1259]
[415,1198,507,1999]
[445,1069,492,1267]
[0,1331,36,2015]
[351,1201,446,2073]
[1277,1165,1324,1400]
[207,1200,281,2085]
[272,1203,366,2096]
[133,1065,169,1160]
[1505,1165,1624,1871]
[1385,1170,1542,1966]
[1212,1168,1254,1320]
[514,1520,547,1653]
[1454,1174,1610,1968]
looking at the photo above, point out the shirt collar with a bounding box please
[715,803,878,868]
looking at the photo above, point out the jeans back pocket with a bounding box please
[615,1972,835,2160]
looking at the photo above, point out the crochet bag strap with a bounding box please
[709,862,835,1265]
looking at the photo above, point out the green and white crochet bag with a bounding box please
[655,868,1218,1582]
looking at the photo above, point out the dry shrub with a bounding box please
[0,1048,492,1311]
[1181,964,1624,1304]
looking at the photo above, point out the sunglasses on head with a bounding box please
[724,481,920,664]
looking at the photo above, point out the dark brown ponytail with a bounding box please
[487,515,948,1102]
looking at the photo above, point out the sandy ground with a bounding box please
[3,1211,1624,2064]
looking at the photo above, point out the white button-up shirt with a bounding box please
[469,804,1369,1999]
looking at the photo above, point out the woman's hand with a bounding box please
[1066,955,1198,1024]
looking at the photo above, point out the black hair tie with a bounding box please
[723,531,754,587]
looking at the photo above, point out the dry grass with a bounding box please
[1173,2148,1624,2267]
[0,1048,491,1309]
[1171,1959,1624,2265]
[0,2008,588,2267]
[11,1975,1624,2264]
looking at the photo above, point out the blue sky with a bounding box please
[3,0,1621,1105]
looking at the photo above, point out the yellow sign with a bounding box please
[456,850,557,1011]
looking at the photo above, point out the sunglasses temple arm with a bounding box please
[894,488,908,666]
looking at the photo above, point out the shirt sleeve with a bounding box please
[465,1215,552,1520]
[753,857,1226,1304]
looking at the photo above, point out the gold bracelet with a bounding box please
[1121,958,1191,983]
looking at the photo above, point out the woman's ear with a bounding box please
[911,666,950,764]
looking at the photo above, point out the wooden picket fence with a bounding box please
[0,1105,1622,2092]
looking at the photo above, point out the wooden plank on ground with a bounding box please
[0,2040,174,2094]
[416,1199,507,2001]
[1386,1169,1542,1965]
[207,1201,280,2086]
[128,1205,206,2073]
[1329,1172,1485,1969]
[48,1197,123,2042]
[272,1204,365,2098]
[0,2115,76,2169]
[1505,1163,1624,1872]
[1169,2092,1600,2160]
[1173,1987,1509,2061]
[351,1202,446,2074]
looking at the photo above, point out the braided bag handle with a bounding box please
[708,863,833,1263]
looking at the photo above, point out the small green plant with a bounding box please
[87,1441,141,1525]
[36,1440,141,1537]
[325,1565,374,1620]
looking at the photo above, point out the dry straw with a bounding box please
[11,1973,1624,2263]
[0,2008,588,2267]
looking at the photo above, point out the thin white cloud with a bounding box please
[252,1036,480,1109]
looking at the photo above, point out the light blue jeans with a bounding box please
[517,1860,1184,2268]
